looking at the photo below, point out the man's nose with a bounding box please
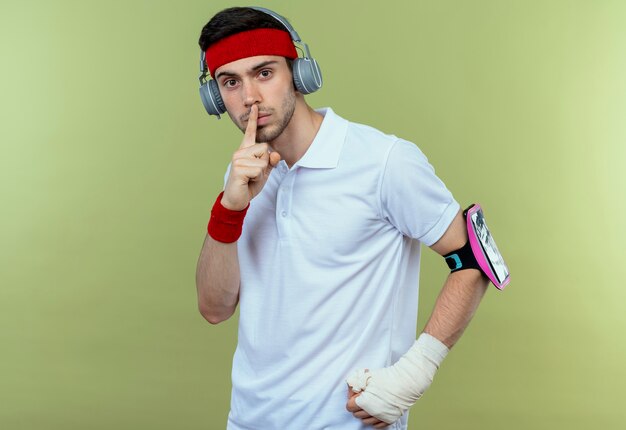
[242,82,261,107]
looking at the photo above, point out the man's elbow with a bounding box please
[198,304,232,325]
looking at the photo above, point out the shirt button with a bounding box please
[281,211,287,217]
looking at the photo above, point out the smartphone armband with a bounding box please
[444,204,510,290]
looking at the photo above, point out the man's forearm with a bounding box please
[195,234,241,324]
[423,269,489,348]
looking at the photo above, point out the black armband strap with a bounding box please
[444,240,481,272]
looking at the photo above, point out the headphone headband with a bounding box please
[251,7,302,42]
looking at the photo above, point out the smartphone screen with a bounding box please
[470,208,509,284]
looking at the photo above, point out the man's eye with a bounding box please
[259,70,272,78]
[224,79,237,88]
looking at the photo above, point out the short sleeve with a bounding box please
[380,139,460,246]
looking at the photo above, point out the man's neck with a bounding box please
[269,97,323,168]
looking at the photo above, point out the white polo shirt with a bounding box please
[226,108,459,430]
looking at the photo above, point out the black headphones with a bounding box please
[198,7,323,119]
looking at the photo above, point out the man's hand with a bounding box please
[346,382,389,429]
[221,104,281,211]
[345,334,449,426]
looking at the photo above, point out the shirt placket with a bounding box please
[275,164,297,240]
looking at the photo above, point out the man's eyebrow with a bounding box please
[250,60,279,71]
[215,69,237,80]
[215,60,280,80]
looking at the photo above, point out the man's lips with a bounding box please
[257,113,271,126]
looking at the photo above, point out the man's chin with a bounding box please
[256,126,281,143]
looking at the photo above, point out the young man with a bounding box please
[195,7,489,430]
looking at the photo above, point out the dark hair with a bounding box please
[198,7,289,52]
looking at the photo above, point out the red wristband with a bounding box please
[207,192,249,243]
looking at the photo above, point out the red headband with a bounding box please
[206,28,298,78]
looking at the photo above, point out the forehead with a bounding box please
[214,55,288,76]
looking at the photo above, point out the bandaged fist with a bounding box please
[345,384,389,429]
[346,333,449,425]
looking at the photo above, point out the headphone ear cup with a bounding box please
[199,79,226,116]
[292,58,323,95]
[209,80,226,114]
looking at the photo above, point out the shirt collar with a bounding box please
[294,107,348,169]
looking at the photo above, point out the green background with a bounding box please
[2,0,625,428]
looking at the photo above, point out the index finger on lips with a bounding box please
[240,105,258,149]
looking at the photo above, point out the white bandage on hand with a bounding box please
[346,333,449,424]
